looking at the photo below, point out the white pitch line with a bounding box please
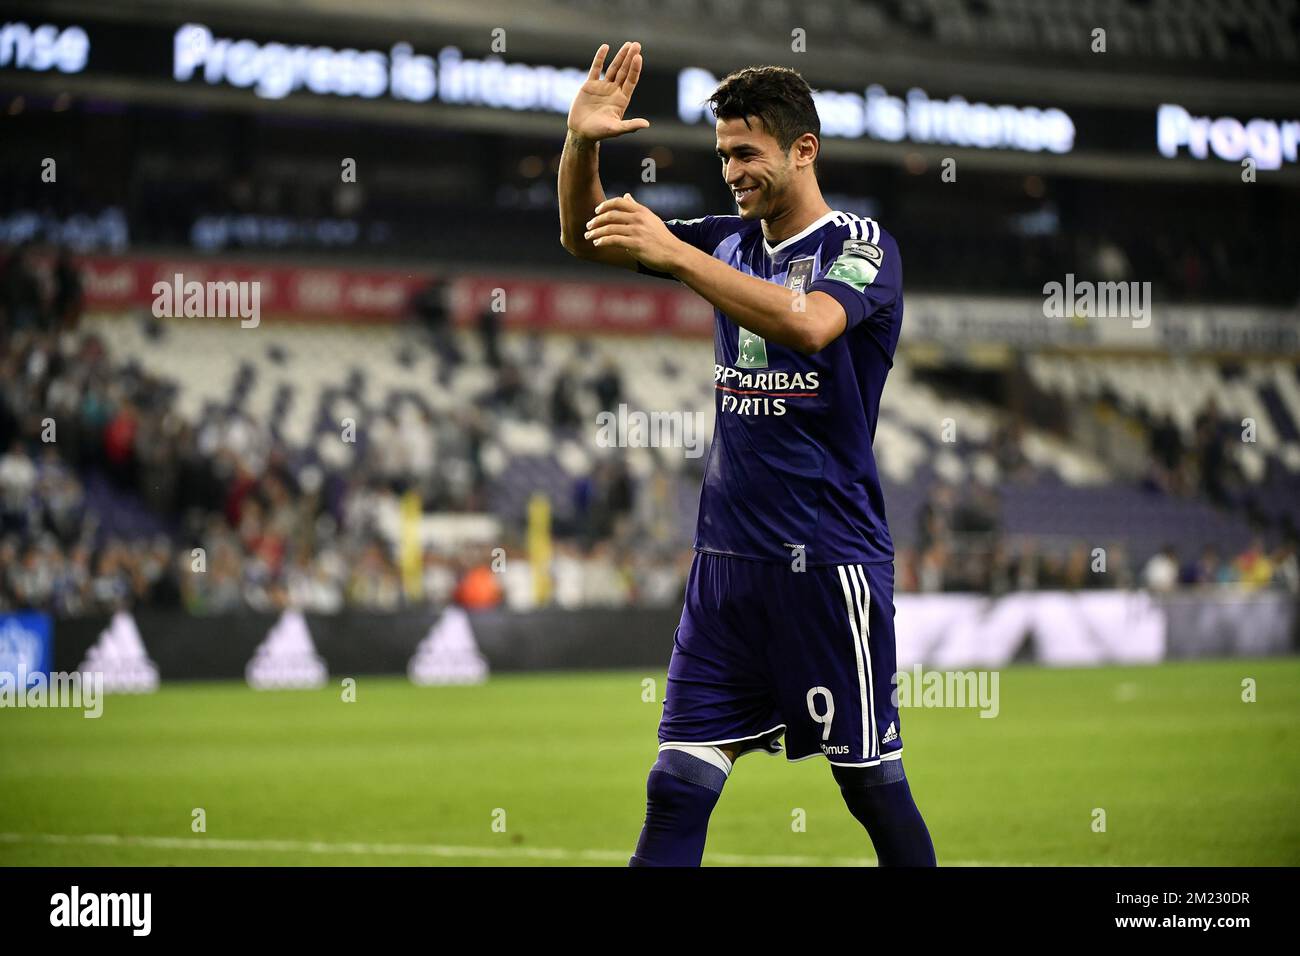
[0,832,1055,866]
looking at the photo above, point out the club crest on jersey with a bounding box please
[825,238,883,293]
[784,256,816,293]
[736,327,768,368]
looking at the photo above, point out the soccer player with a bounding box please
[558,41,936,867]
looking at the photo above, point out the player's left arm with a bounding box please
[585,197,881,355]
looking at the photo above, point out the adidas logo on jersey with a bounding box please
[881,721,898,744]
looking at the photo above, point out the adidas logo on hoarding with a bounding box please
[78,611,159,694]
[408,606,488,686]
[246,609,327,690]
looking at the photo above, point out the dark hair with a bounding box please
[708,66,821,173]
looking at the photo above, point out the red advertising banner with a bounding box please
[68,254,714,337]
[450,276,713,337]
[75,255,428,322]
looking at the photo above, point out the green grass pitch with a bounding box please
[1,658,1297,866]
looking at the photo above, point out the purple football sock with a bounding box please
[833,759,937,866]
[630,749,727,867]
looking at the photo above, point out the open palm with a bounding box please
[567,41,650,141]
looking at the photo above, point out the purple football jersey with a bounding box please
[639,210,903,565]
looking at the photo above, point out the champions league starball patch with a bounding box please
[736,326,769,368]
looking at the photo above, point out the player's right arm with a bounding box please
[558,41,649,271]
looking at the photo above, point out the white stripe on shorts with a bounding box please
[837,564,875,761]
[852,564,878,758]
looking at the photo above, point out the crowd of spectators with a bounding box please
[2,244,1296,621]
[1139,537,1299,593]
[902,480,1299,596]
[0,328,691,619]
[0,245,693,618]
[1143,397,1248,508]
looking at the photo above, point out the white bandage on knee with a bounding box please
[658,743,733,777]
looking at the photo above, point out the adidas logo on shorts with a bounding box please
[881,721,898,745]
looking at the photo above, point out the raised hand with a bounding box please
[566,41,650,142]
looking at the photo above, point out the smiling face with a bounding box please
[715,115,797,221]
[715,114,821,222]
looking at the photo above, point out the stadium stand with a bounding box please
[3,281,1296,620]
[1,0,1297,620]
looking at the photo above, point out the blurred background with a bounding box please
[0,0,1297,667]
